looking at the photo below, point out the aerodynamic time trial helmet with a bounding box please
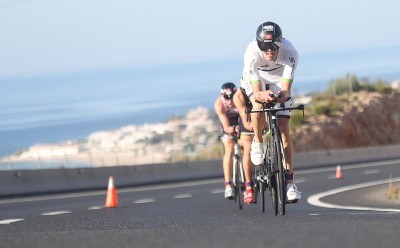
[220,82,237,100]
[256,21,282,51]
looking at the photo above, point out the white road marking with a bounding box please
[211,189,224,194]
[364,169,380,175]
[88,206,103,210]
[307,177,400,212]
[134,198,155,204]
[309,214,319,216]
[348,212,397,215]
[42,210,71,216]
[174,194,192,199]
[294,178,307,183]
[298,159,400,175]
[0,219,24,224]
[0,178,222,205]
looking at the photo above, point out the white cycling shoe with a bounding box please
[250,141,263,165]
[286,184,301,203]
[224,186,234,199]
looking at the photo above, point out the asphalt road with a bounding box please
[1,159,400,248]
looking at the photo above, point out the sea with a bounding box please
[1,45,400,157]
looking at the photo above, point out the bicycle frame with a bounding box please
[247,100,304,215]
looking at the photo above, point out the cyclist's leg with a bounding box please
[269,84,293,175]
[222,134,235,198]
[269,83,301,201]
[277,116,301,202]
[239,133,255,203]
[239,134,254,186]
[277,117,292,175]
[247,93,265,165]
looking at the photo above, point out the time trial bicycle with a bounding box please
[246,94,304,215]
[218,128,245,209]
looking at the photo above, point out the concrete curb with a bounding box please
[1,144,399,197]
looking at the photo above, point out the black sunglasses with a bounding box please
[223,94,232,100]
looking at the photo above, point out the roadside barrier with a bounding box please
[0,144,399,197]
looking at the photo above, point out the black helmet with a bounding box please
[256,21,282,51]
[220,82,237,100]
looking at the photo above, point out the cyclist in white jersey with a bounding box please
[240,21,301,202]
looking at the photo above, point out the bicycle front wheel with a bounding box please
[234,157,244,210]
[273,127,286,216]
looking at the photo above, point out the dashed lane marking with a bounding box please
[0,219,24,224]
[134,198,155,204]
[211,189,224,194]
[88,206,104,210]
[298,159,400,175]
[0,178,222,205]
[42,210,71,216]
[174,194,192,199]
[364,169,380,175]
[295,178,307,183]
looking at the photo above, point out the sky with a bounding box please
[1,0,399,79]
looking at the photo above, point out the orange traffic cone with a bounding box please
[335,165,343,179]
[105,176,119,208]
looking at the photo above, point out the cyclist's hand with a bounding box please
[224,126,235,135]
[277,90,290,103]
[256,90,275,103]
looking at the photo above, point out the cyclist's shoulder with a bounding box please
[280,39,298,56]
[244,40,263,57]
[214,95,222,105]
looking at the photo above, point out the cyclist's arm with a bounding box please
[278,81,292,103]
[233,90,253,131]
[214,97,234,134]
[278,45,298,103]
[245,53,274,103]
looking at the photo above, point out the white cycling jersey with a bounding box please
[240,38,298,96]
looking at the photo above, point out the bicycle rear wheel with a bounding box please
[268,170,278,215]
[273,127,286,216]
[259,165,266,213]
[252,166,259,205]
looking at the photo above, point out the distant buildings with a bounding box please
[2,107,221,167]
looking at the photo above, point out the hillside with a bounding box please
[293,91,400,152]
